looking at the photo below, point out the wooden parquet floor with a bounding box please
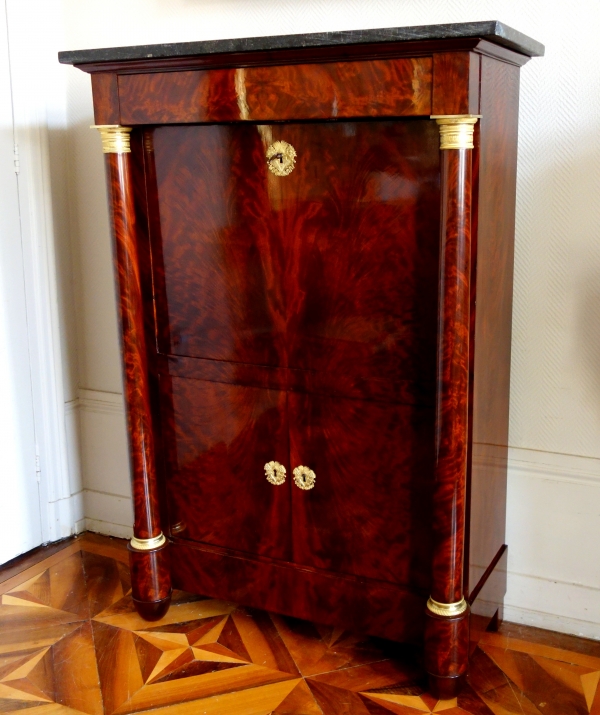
[0,534,599,715]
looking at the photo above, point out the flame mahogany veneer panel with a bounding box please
[119,57,432,124]
[163,354,433,406]
[466,56,521,597]
[148,119,440,396]
[170,540,425,643]
[160,376,292,561]
[159,371,435,591]
[288,392,435,590]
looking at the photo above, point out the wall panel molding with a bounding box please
[509,446,600,487]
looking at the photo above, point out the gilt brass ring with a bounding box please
[293,465,316,490]
[426,596,468,617]
[130,532,166,551]
[265,461,287,486]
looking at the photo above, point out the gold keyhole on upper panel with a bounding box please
[266,141,297,176]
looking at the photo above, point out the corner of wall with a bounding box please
[72,388,134,539]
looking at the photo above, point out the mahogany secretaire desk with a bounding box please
[60,21,543,696]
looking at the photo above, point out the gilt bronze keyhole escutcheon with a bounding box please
[265,461,287,485]
[266,141,296,176]
[293,465,316,490]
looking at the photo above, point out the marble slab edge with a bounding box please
[58,20,544,66]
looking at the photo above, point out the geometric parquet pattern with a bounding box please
[0,535,599,715]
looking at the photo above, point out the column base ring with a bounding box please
[130,532,166,551]
[426,596,467,617]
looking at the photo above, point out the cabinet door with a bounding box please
[161,376,291,561]
[288,392,434,591]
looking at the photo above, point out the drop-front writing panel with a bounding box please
[147,120,440,398]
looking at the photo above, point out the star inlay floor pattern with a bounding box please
[0,534,598,715]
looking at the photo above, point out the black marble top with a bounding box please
[58,21,544,66]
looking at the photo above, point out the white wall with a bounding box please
[57,0,600,637]
[0,0,87,563]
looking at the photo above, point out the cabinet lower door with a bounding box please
[161,376,291,561]
[288,392,434,591]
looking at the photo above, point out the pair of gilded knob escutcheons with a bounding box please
[264,461,316,490]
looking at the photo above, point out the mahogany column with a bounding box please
[424,115,479,698]
[93,125,171,620]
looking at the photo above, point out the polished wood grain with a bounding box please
[170,540,425,643]
[0,536,77,586]
[103,148,171,615]
[0,534,596,715]
[424,609,471,698]
[128,542,171,620]
[160,376,291,559]
[163,354,432,406]
[105,151,160,542]
[432,52,480,115]
[423,137,475,695]
[119,57,432,124]
[91,73,119,124]
[466,57,521,597]
[429,146,473,606]
[148,119,440,389]
[288,392,434,590]
[275,121,440,387]
[149,122,282,367]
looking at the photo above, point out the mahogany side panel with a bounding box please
[466,57,520,597]
[160,376,292,561]
[91,73,120,124]
[469,545,507,647]
[432,52,480,115]
[288,392,434,591]
[430,148,473,606]
[170,540,425,643]
[118,57,432,124]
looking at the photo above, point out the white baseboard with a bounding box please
[504,571,600,640]
[505,446,600,639]
[84,518,132,540]
[78,389,131,498]
[83,488,133,535]
[45,490,86,540]
[67,389,134,539]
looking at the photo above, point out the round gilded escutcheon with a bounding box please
[266,141,297,176]
[293,465,316,491]
[265,461,287,486]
